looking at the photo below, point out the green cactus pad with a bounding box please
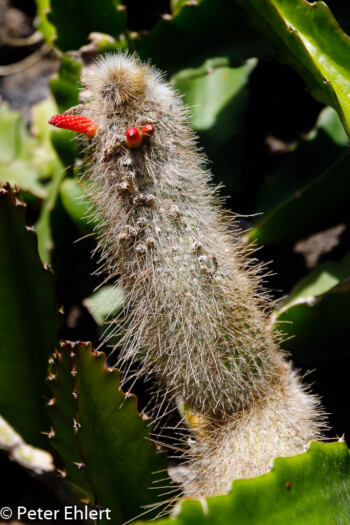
[46,341,178,524]
[0,184,60,449]
[275,250,350,364]
[150,442,350,525]
[233,0,350,137]
[249,107,350,245]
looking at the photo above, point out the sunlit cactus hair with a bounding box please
[49,51,325,499]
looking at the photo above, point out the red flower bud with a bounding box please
[141,124,155,137]
[126,127,142,148]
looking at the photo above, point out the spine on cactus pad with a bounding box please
[49,52,325,499]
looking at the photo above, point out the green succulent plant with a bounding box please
[0,0,349,523]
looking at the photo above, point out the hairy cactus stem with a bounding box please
[49,52,325,499]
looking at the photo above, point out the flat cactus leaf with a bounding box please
[279,251,350,312]
[35,163,66,264]
[59,177,98,234]
[82,285,124,326]
[46,346,93,500]
[0,415,54,475]
[173,57,256,192]
[30,98,62,180]
[0,184,60,449]
[274,251,350,364]
[49,56,82,172]
[47,341,177,524]
[0,100,60,199]
[36,0,126,51]
[248,107,350,245]
[233,0,350,137]
[0,97,64,263]
[148,442,350,525]
[138,0,272,76]
[49,55,82,114]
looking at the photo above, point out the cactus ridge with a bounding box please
[71,52,324,497]
[46,340,175,520]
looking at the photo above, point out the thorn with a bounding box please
[117,4,126,11]
[25,225,35,232]
[70,351,75,358]
[71,366,77,377]
[54,349,61,360]
[58,305,64,315]
[44,262,51,270]
[47,397,56,406]
[73,462,86,471]
[199,498,209,517]
[161,13,172,21]
[48,357,55,365]
[60,341,67,349]
[56,468,66,478]
[15,198,26,208]
[73,418,81,431]
[92,349,101,357]
[140,410,150,421]
[72,388,79,399]
[42,427,55,439]
[48,372,56,381]
[338,434,345,443]
[106,367,114,374]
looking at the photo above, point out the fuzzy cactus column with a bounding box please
[49,52,324,498]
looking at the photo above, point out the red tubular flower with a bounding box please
[48,115,98,138]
